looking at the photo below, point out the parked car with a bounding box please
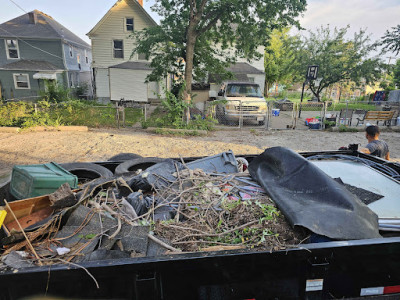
[215,82,267,125]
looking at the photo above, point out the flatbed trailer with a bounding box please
[1,150,400,300]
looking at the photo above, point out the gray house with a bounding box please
[0,10,92,100]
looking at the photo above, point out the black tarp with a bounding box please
[248,147,381,240]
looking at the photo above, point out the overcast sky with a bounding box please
[0,0,399,61]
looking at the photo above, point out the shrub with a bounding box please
[40,80,70,102]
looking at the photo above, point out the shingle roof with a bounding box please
[0,10,90,49]
[0,60,62,71]
[109,61,153,70]
[227,62,264,75]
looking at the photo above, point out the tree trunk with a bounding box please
[183,23,197,123]
[264,80,270,97]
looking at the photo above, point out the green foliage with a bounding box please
[40,80,70,102]
[161,85,191,128]
[394,59,400,88]
[264,28,295,95]
[141,85,216,131]
[0,100,143,129]
[338,125,359,132]
[131,0,307,95]
[287,25,383,100]
[72,83,89,99]
[0,101,61,128]
[380,25,400,56]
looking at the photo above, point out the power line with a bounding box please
[0,27,64,60]
[8,0,27,13]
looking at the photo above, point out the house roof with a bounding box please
[208,62,264,83]
[0,10,90,49]
[87,0,157,36]
[227,62,264,75]
[0,60,62,71]
[109,61,153,70]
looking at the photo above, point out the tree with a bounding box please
[133,0,307,102]
[287,26,382,101]
[380,25,400,56]
[394,59,400,88]
[264,28,295,97]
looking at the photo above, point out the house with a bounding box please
[0,10,93,100]
[88,0,165,103]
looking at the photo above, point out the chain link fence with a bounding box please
[206,99,400,130]
[206,100,268,128]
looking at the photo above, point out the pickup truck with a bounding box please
[1,149,400,300]
[214,81,267,126]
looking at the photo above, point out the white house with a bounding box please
[87,0,163,103]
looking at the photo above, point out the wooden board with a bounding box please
[2,194,52,226]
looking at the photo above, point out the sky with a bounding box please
[0,0,399,61]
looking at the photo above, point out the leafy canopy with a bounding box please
[264,28,296,95]
[380,25,400,56]
[287,25,382,99]
[132,0,307,89]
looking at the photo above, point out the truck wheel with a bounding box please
[60,163,114,182]
[108,153,142,161]
[115,157,166,175]
[258,121,265,126]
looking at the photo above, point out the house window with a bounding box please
[69,45,73,57]
[5,39,19,59]
[138,53,147,60]
[113,40,124,58]
[125,18,134,32]
[13,74,30,89]
[248,77,255,82]
[77,54,81,70]
[85,49,88,63]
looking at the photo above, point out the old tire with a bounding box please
[60,162,114,182]
[115,157,166,175]
[108,153,142,161]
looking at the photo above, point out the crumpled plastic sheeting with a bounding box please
[248,147,381,240]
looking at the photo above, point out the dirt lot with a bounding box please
[0,128,399,177]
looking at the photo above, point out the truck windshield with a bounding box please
[226,84,262,97]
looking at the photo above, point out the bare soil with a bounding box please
[0,127,399,178]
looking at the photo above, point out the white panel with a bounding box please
[94,68,110,98]
[109,68,148,102]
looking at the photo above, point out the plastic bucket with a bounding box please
[272,109,280,116]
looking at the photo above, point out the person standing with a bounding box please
[360,125,390,160]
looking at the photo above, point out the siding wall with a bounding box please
[0,70,45,100]
[89,0,155,69]
[0,38,64,69]
[62,43,92,72]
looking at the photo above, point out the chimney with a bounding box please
[137,0,143,6]
[28,11,37,24]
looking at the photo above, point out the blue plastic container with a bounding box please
[272,109,280,116]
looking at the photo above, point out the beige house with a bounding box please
[87,0,164,103]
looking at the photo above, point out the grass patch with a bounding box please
[0,100,143,129]
[154,128,202,136]
[338,125,359,132]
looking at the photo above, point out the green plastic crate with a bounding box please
[10,162,78,199]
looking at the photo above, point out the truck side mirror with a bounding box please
[218,90,224,96]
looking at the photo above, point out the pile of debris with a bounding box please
[0,151,305,269]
